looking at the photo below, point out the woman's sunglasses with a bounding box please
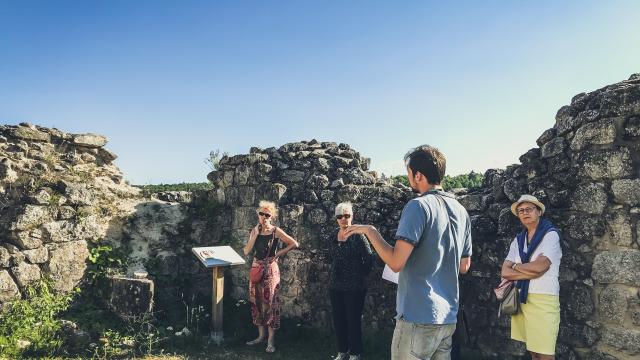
[335,214,351,220]
[258,211,272,218]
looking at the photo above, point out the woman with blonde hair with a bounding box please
[501,195,562,360]
[243,200,299,353]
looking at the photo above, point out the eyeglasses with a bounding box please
[516,207,537,215]
[258,211,272,218]
[336,214,351,220]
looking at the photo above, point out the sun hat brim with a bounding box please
[511,195,545,216]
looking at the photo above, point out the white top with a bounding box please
[505,231,562,296]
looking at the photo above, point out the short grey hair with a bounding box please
[334,202,353,216]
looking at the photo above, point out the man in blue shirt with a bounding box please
[345,145,472,360]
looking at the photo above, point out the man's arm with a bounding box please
[344,225,414,272]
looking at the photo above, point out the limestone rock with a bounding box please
[11,261,42,288]
[605,211,633,247]
[11,205,51,231]
[0,157,18,183]
[570,118,616,151]
[570,183,608,215]
[579,148,633,180]
[8,126,51,142]
[72,133,107,147]
[541,137,567,158]
[308,208,327,225]
[592,250,640,286]
[611,179,640,206]
[598,286,629,325]
[0,270,20,303]
[11,230,43,250]
[601,326,640,354]
[23,247,48,264]
[44,240,89,292]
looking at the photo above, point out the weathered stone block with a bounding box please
[601,326,640,354]
[605,211,633,246]
[11,205,51,231]
[503,179,527,202]
[541,137,567,158]
[102,276,154,320]
[0,246,10,267]
[11,230,43,250]
[234,164,251,185]
[72,133,107,147]
[11,261,41,288]
[563,283,594,320]
[624,115,640,138]
[570,118,616,151]
[44,240,89,292]
[308,208,327,225]
[592,250,640,286]
[458,194,485,212]
[579,148,633,180]
[598,286,629,325]
[570,183,608,215]
[497,208,521,236]
[306,174,330,189]
[232,207,256,230]
[611,179,640,206]
[23,247,48,264]
[536,128,556,146]
[8,126,51,142]
[282,169,306,183]
[224,187,238,205]
[238,186,255,206]
[0,270,20,303]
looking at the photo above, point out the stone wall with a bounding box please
[455,73,640,359]
[0,124,140,303]
[206,140,413,327]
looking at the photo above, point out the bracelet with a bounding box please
[511,263,518,270]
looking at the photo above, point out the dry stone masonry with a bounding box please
[1,74,640,359]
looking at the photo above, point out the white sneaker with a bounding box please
[333,353,348,360]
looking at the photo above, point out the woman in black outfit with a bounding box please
[329,202,373,360]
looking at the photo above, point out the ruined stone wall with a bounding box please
[455,73,640,360]
[0,124,140,303]
[207,141,412,328]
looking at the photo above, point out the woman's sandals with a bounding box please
[266,343,276,353]
[245,337,265,346]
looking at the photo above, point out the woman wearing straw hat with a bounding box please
[500,195,562,360]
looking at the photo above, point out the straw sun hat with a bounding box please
[510,194,545,216]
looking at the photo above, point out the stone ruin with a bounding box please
[1,74,640,359]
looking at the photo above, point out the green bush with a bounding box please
[392,171,484,191]
[0,280,76,358]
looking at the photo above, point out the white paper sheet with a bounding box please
[382,264,399,284]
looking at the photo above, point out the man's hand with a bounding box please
[344,224,373,238]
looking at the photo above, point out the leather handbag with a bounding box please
[494,278,519,317]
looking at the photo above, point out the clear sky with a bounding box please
[1,1,639,184]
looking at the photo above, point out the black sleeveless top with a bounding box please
[253,230,280,260]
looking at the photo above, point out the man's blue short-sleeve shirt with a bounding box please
[395,190,472,324]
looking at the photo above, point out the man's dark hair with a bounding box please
[404,145,446,185]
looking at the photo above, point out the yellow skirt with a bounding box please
[511,293,560,355]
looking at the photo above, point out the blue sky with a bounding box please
[1,1,639,184]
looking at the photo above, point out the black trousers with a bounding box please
[330,289,367,356]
